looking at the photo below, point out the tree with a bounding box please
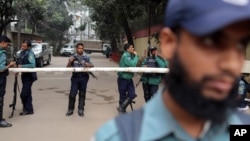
[0,0,17,35]
[85,0,147,46]
[79,23,86,40]
[42,0,73,55]
[24,0,46,39]
[84,0,167,49]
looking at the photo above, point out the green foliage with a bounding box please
[0,0,167,55]
[79,23,86,31]
[0,0,17,35]
[42,0,74,54]
[24,0,46,35]
[84,0,167,50]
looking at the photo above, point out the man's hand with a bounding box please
[133,51,138,56]
[8,61,16,68]
[68,57,74,64]
[144,49,147,58]
[67,57,74,67]
[84,62,93,67]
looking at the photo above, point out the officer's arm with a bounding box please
[155,56,168,68]
[67,56,74,67]
[85,57,94,67]
[141,58,147,66]
[124,55,139,67]
[20,53,36,68]
[0,53,7,72]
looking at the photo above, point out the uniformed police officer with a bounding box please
[66,43,94,117]
[237,75,249,111]
[141,46,168,102]
[0,36,16,127]
[17,40,37,116]
[117,43,139,114]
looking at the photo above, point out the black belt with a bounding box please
[72,73,88,77]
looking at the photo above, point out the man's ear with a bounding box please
[159,28,177,60]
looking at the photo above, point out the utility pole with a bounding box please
[17,0,22,52]
[147,0,151,47]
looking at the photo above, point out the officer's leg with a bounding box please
[151,85,159,97]
[20,80,34,115]
[148,85,159,101]
[0,78,6,120]
[142,83,150,102]
[118,79,136,114]
[117,77,127,106]
[66,77,78,116]
[0,96,11,127]
[25,81,34,113]
[0,77,12,127]
[20,76,27,112]
[78,75,89,117]
[127,79,137,105]
[117,78,129,113]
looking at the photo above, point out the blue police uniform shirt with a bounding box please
[238,79,248,108]
[93,87,245,141]
[238,80,246,96]
[0,47,7,71]
[19,49,36,68]
[71,53,92,76]
[71,53,91,68]
[0,47,9,77]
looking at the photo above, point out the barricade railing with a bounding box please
[9,67,169,73]
[8,67,250,103]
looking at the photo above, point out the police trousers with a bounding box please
[117,77,137,105]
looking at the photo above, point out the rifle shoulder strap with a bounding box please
[115,108,144,141]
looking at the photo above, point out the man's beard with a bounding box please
[163,53,239,123]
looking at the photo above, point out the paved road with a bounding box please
[0,53,145,141]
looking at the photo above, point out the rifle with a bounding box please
[9,75,19,118]
[135,77,142,88]
[73,56,98,80]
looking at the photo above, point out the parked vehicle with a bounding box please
[77,40,110,54]
[15,42,52,67]
[60,43,75,56]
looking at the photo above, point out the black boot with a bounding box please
[0,97,12,128]
[117,97,131,114]
[78,92,85,117]
[66,96,75,116]
[143,83,150,102]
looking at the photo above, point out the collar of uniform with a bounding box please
[78,52,88,56]
[0,47,5,52]
[140,87,243,141]
[140,87,185,141]
[124,51,135,56]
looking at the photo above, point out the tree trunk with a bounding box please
[121,17,134,46]
[31,24,36,40]
[56,33,64,55]
[0,20,12,35]
[111,38,117,53]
